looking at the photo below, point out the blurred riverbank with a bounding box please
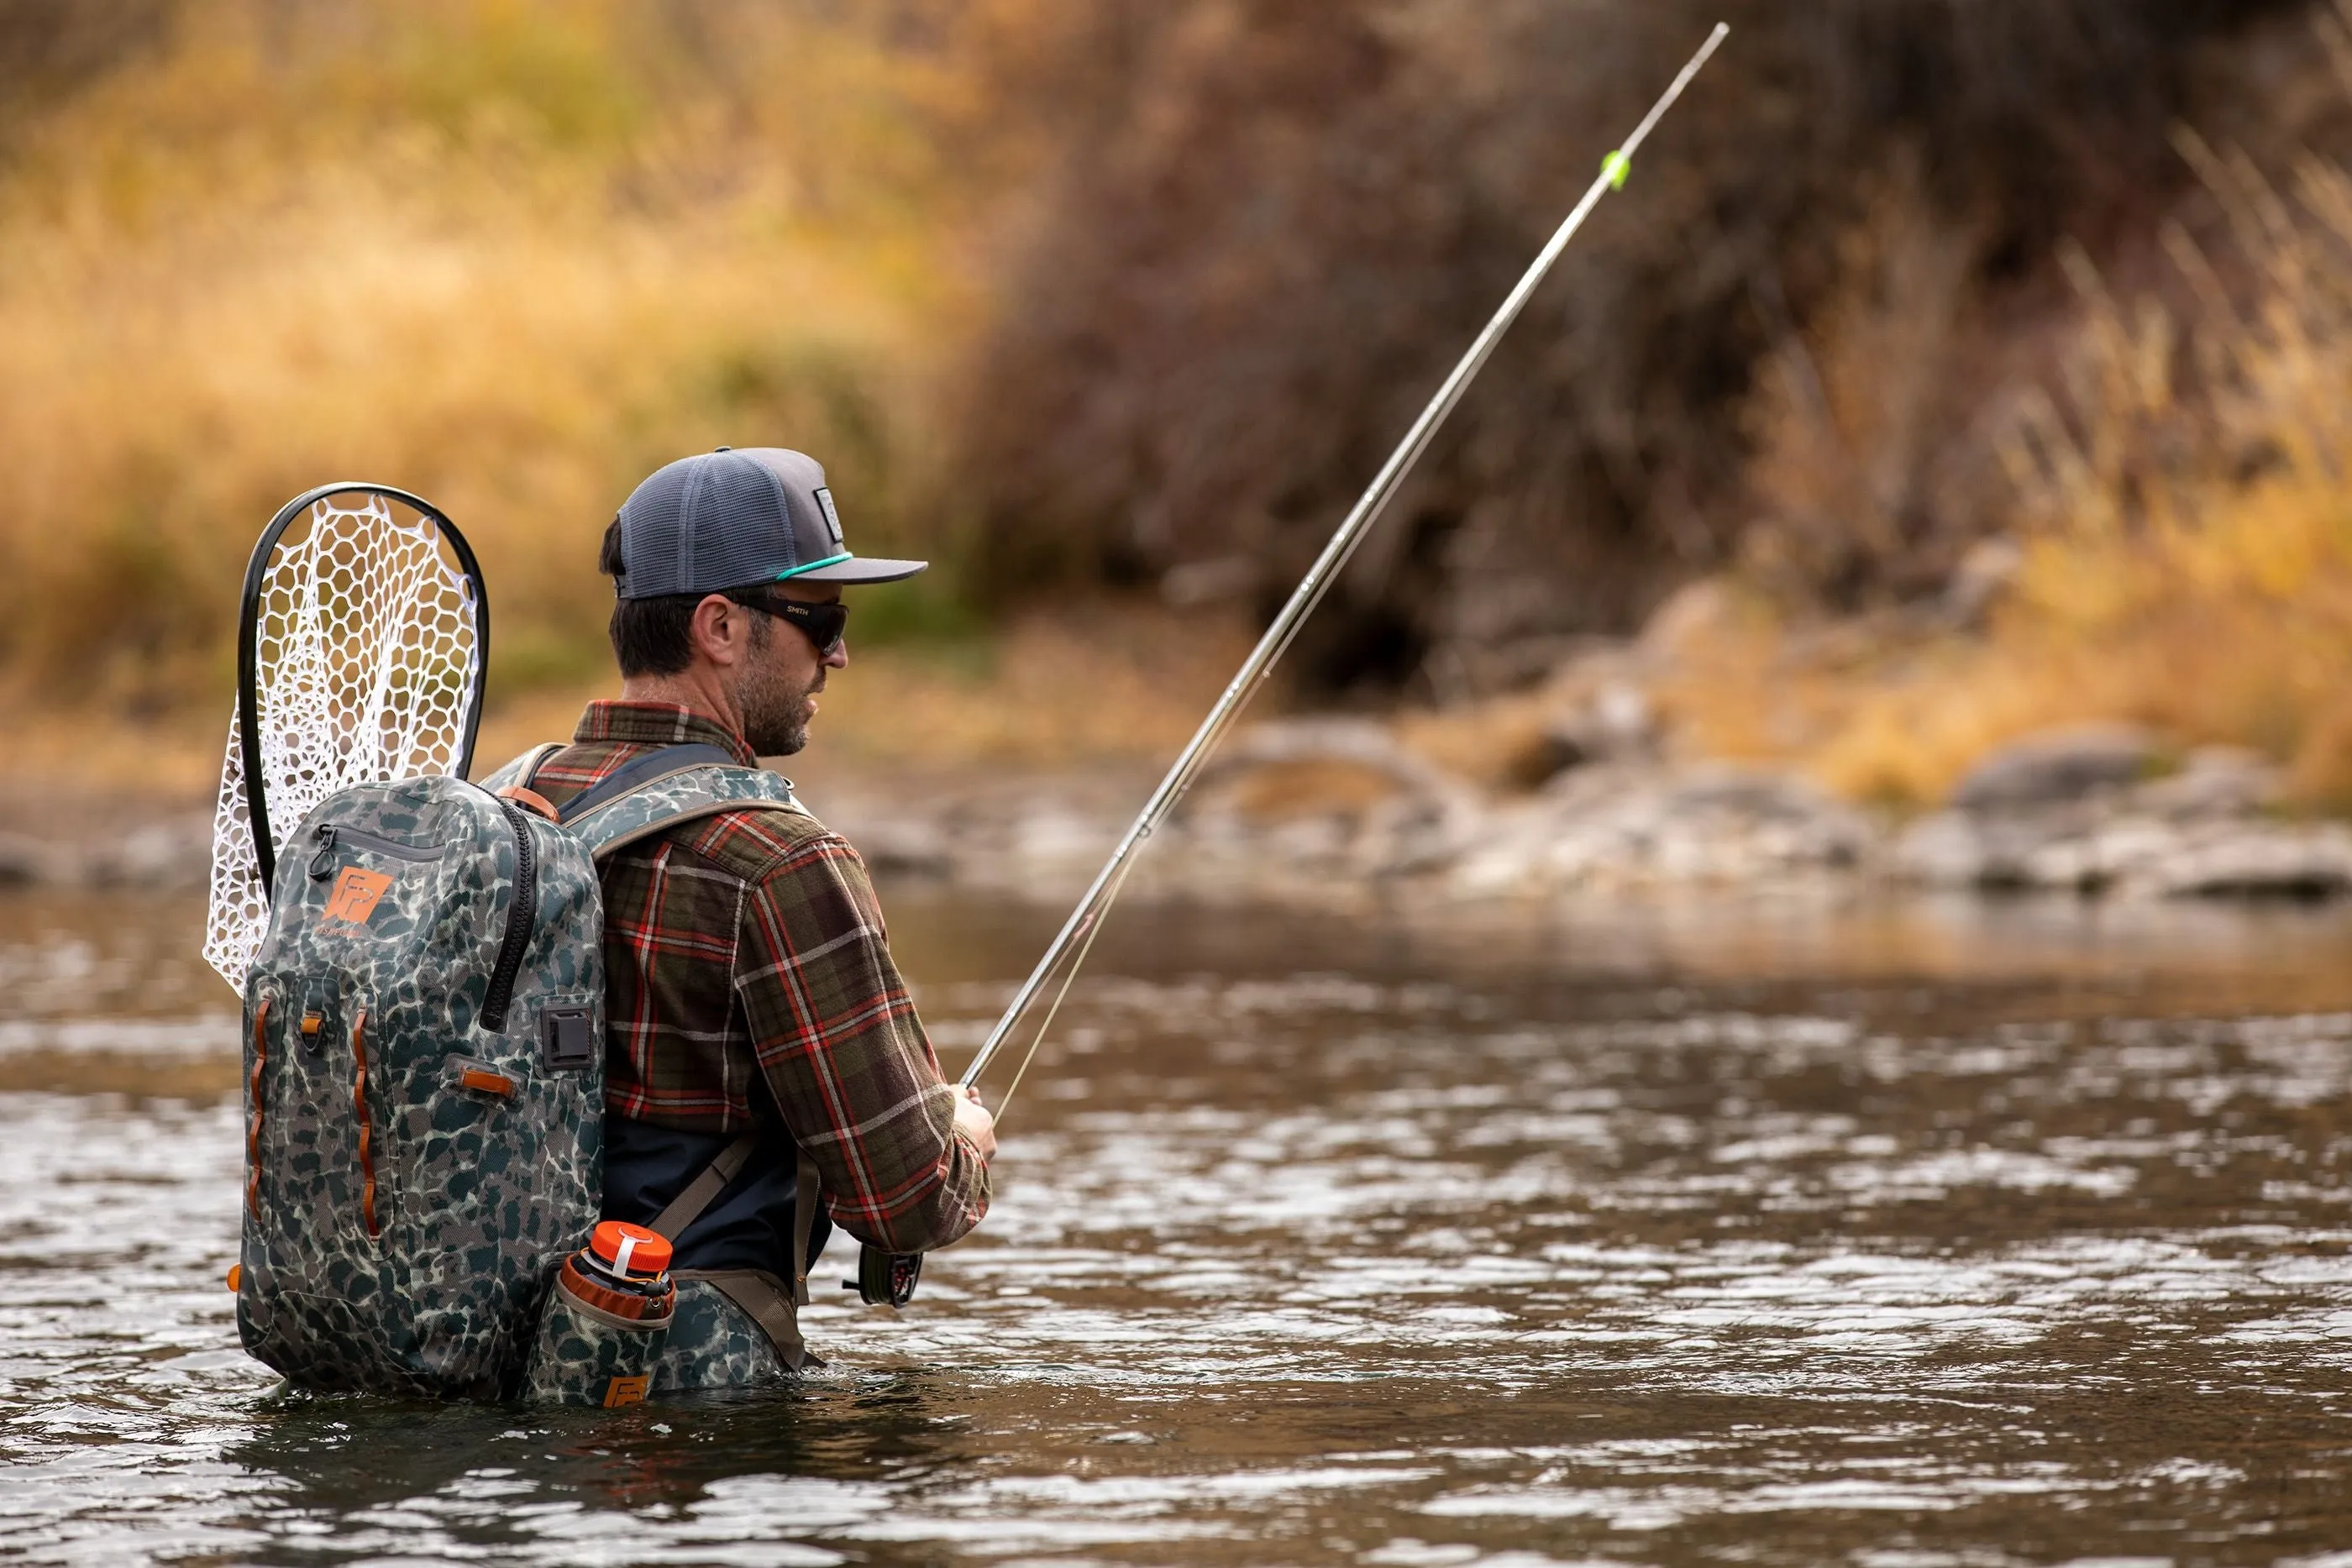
[12,595,2352,912]
[10,4,2352,914]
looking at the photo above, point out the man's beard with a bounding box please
[737,615,818,757]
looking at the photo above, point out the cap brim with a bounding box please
[785,555,929,585]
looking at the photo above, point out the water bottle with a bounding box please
[522,1220,677,1407]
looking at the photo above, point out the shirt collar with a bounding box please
[574,700,759,767]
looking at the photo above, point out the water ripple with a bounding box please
[7,889,2352,1563]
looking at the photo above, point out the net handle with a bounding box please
[235,482,491,898]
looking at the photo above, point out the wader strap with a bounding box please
[673,1269,816,1373]
[647,1132,762,1242]
[654,1140,827,1373]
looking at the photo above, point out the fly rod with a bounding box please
[963,23,1731,1102]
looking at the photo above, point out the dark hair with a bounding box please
[600,516,770,678]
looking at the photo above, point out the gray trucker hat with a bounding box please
[612,447,927,599]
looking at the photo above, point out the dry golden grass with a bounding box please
[474,606,1257,786]
[1208,759,1408,822]
[1,599,1261,811]
[0,1,1011,710]
[1648,465,2352,814]
[1394,695,1557,794]
[16,0,2352,834]
[1786,485,2352,811]
[1654,50,2352,813]
[803,603,1259,774]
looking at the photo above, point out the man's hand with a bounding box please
[953,1083,998,1163]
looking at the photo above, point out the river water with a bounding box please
[5,884,2352,1565]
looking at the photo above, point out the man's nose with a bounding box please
[825,637,849,670]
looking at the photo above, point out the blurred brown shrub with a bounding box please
[0,1,171,132]
[1657,8,2352,810]
[948,0,2315,697]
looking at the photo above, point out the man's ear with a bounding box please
[688,594,745,669]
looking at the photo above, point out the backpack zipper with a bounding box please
[245,995,271,1219]
[351,1008,379,1237]
[479,801,538,1033]
[309,823,447,880]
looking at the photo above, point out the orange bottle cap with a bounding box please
[590,1219,672,1278]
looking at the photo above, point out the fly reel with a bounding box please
[848,1243,922,1308]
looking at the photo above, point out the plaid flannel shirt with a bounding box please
[529,700,988,1255]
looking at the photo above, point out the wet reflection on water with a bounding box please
[5,886,2352,1565]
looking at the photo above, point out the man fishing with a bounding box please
[517,445,995,1386]
[217,29,1720,1401]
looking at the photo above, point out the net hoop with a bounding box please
[236,483,488,890]
[203,484,489,991]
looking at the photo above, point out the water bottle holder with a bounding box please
[558,1253,675,1324]
[522,1256,677,1408]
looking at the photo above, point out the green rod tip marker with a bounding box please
[1603,150,1631,190]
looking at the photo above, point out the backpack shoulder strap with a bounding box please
[558,745,808,862]
[554,743,743,824]
[475,741,564,796]
[517,742,565,791]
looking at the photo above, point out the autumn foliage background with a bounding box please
[8,0,2352,808]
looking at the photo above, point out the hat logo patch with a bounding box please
[814,486,844,547]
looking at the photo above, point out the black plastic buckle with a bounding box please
[539,1006,596,1071]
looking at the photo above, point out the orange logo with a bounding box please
[603,1375,649,1408]
[322,867,395,925]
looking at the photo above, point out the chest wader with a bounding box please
[523,1132,827,1404]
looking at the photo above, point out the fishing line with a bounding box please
[991,854,1135,1119]
[960,24,1732,1096]
[987,832,1150,1122]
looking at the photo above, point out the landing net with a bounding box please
[202,489,484,992]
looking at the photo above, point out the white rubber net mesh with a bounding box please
[202,490,481,992]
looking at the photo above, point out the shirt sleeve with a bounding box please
[730,831,990,1255]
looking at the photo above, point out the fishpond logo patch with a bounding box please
[322,867,395,925]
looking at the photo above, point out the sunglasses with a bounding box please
[732,592,848,655]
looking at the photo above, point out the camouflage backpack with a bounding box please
[234,744,801,1398]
